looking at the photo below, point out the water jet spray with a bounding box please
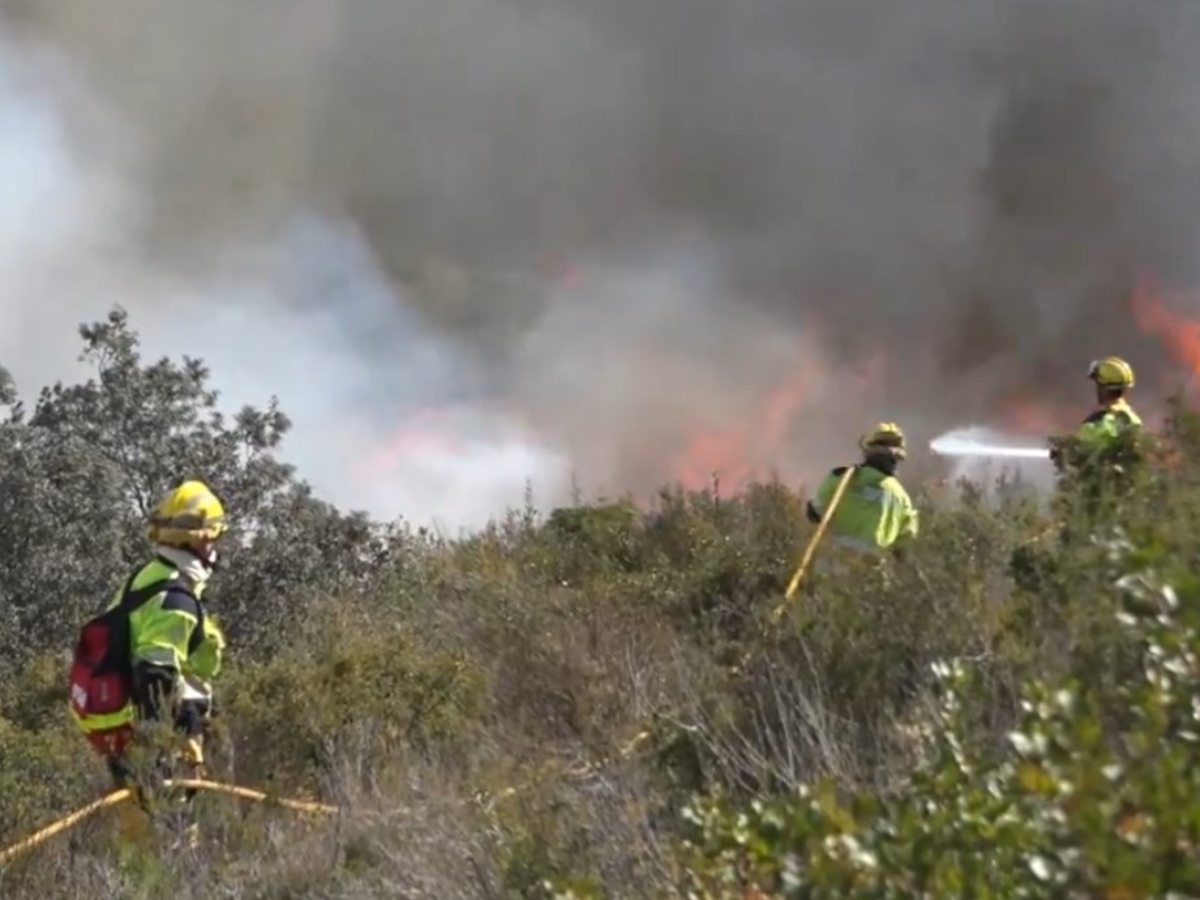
[929,426,1051,461]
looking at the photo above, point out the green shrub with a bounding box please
[4,309,1200,900]
[659,534,1200,899]
[220,597,487,788]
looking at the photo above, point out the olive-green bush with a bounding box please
[662,538,1200,899]
[0,308,1197,900]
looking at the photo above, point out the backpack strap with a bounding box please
[107,569,203,660]
[116,577,176,613]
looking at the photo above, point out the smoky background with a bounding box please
[0,0,1197,527]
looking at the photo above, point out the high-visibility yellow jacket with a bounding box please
[807,464,918,552]
[116,557,221,680]
[73,555,223,738]
[1074,398,1142,448]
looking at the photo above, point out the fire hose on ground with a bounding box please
[0,778,340,867]
[0,465,870,869]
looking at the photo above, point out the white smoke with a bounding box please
[0,35,572,532]
[3,0,1196,530]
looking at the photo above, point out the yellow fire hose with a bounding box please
[775,464,858,617]
[487,465,854,796]
[728,464,858,676]
[1,467,865,867]
[0,788,134,867]
[167,779,339,814]
[486,466,862,797]
[484,464,870,800]
[0,778,339,867]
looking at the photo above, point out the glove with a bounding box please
[1048,436,1067,468]
[180,675,216,723]
[180,675,213,704]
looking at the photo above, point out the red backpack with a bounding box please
[69,572,178,757]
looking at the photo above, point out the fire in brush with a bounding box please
[1131,274,1200,399]
[670,341,888,494]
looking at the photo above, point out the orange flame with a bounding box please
[671,343,887,493]
[1131,276,1200,387]
[671,370,815,492]
[990,276,1200,439]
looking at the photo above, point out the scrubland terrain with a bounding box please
[0,310,1197,898]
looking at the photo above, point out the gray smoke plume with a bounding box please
[0,0,1199,528]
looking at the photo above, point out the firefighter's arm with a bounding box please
[185,615,226,682]
[902,497,919,540]
[889,486,919,564]
[889,480,919,540]
[1072,409,1125,453]
[1050,431,1093,470]
[806,470,843,523]
[1074,420,1110,448]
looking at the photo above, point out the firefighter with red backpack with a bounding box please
[68,479,228,842]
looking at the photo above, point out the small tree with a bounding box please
[0,307,401,665]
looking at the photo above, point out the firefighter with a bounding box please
[75,480,228,844]
[1048,356,1144,502]
[1051,356,1143,466]
[805,422,919,554]
[1039,356,1146,560]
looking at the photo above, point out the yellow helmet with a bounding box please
[1088,356,1135,389]
[859,421,907,460]
[147,480,228,550]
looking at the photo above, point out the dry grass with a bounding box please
[1,423,1194,896]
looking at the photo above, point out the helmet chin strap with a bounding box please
[167,541,219,573]
[196,544,219,571]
